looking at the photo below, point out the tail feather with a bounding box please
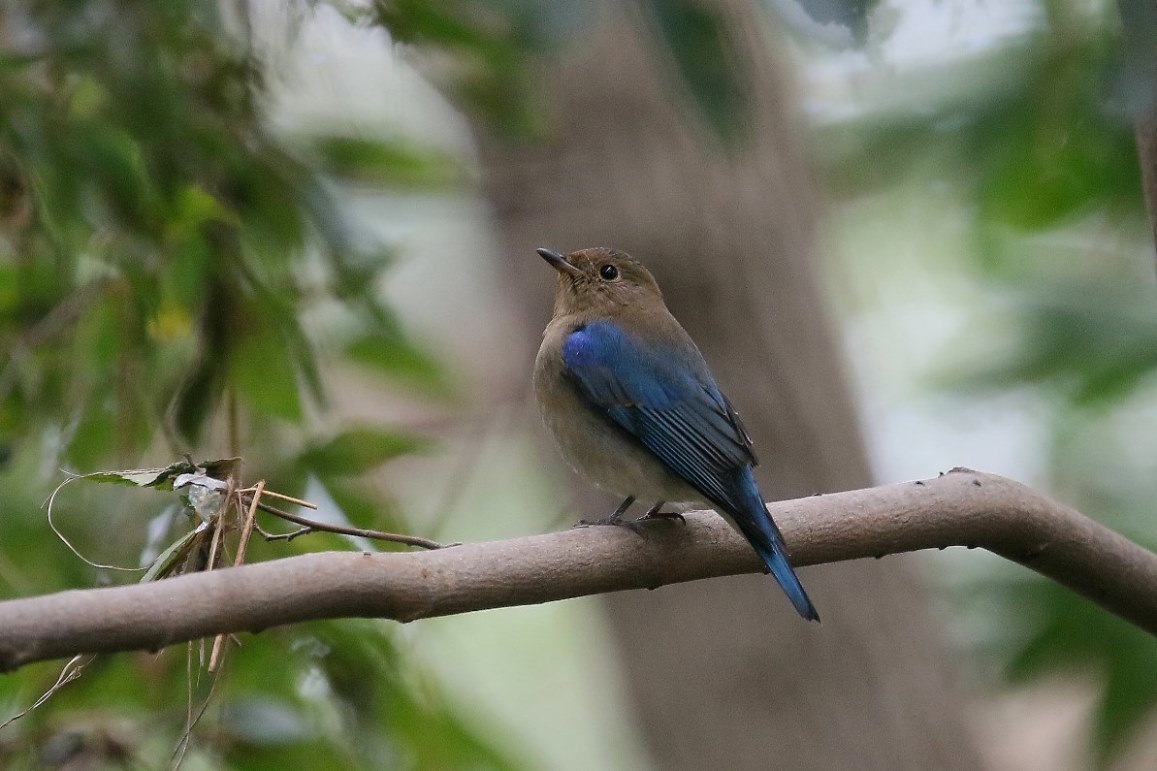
[745,522,819,622]
[728,471,820,622]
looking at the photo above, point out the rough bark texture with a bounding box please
[472,1,985,768]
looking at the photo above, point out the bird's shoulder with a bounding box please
[549,311,759,471]
[558,311,701,369]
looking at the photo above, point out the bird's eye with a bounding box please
[599,264,619,280]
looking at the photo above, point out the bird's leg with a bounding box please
[576,495,636,527]
[635,500,686,525]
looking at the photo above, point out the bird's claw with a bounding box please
[636,510,686,526]
[574,514,641,531]
[574,495,639,529]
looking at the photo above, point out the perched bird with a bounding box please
[533,246,819,621]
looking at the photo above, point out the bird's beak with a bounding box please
[537,247,583,278]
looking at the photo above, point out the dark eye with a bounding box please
[599,264,618,280]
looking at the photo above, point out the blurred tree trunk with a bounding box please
[470,1,984,768]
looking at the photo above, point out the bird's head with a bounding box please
[537,247,664,317]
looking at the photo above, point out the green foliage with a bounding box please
[820,0,1157,762]
[1,1,293,453]
[824,34,1142,267]
[0,1,537,767]
[0,0,461,460]
[0,621,527,769]
[965,29,1141,253]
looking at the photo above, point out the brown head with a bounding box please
[537,247,664,318]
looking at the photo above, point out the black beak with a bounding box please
[537,247,583,277]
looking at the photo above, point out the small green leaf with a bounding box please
[81,459,196,490]
[84,468,176,488]
[76,457,235,492]
[140,525,203,582]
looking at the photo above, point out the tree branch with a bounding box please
[2,469,1156,672]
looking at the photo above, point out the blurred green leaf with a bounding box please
[311,474,403,536]
[1002,575,1157,760]
[304,428,428,476]
[81,464,187,489]
[308,620,529,771]
[64,397,120,469]
[346,329,450,395]
[973,85,1139,233]
[950,284,1157,407]
[139,526,201,582]
[310,135,463,189]
[229,305,307,422]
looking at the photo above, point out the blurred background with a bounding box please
[1,0,1156,768]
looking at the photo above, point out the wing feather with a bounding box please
[562,321,755,511]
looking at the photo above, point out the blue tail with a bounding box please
[730,470,820,622]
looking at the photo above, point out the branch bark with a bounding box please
[2,468,1155,673]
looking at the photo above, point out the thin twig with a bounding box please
[44,474,146,573]
[253,488,317,509]
[197,480,234,672]
[170,651,223,771]
[208,483,264,672]
[258,525,313,543]
[245,497,452,550]
[233,483,263,566]
[203,499,228,576]
[0,654,93,729]
[253,521,310,541]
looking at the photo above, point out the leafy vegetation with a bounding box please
[0,0,519,766]
[819,0,1157,761]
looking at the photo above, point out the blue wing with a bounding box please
[561,320,755,511]
[562,320,819,621]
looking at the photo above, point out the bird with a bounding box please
[533,246,819,621]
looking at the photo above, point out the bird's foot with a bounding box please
[573,495,641,530]
[635,510,686,526]
[633,500,685,526]
[575,513,639,529]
